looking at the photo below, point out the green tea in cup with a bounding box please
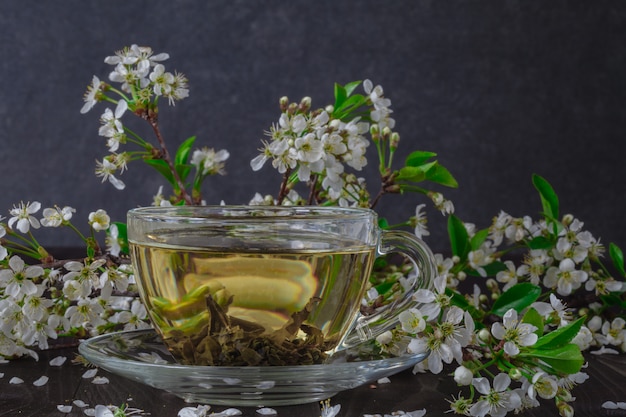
[127,206,435,366]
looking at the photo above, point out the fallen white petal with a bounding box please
[178,405,211,417]
[82,368,98,379]
[377,377,391,384]
[256,407,277,415]
[91,376,109,384]
[83,408,96,416]
[619,402,626,409]
[57,405,73,413]
[73,399,89,407]
[591,347,619,355]
[9,377,24,384]
[33,375,49,386]
[50,356,68,366]
[0,372,4,378]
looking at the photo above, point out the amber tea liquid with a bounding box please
[130,229,375,365]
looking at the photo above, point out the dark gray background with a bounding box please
[1,1,625,254]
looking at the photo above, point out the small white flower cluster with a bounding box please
[81,45,188,191]
[81,45,228,206]
[364,205,625,416]
[0,201,150,358]
[250,80,396,206]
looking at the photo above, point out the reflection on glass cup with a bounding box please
[127,206,436,366]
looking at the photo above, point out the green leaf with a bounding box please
[334,94,367,118]
[425,163,458,188]
[490,283,542,316]
[405,151,437,167]
[521,344,584,375]
[396,166,427,183]
[533,317,585,350]
[144,158,175,187]
[334,83,347,110]
[343,80,362,97]
[532,174,559,220]
[175,136,196,166]
[175,163,192,184]
[378,217,389,229]
[609,242,626,277]
[448,215,470,260]
[527,236,555,250]
[522,307,544,337]
[470,228,490,251]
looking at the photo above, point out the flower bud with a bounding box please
[557,401,574,417]
[390,132,400,150]
[478,328,491,342]
[561,213,574,226]
[453,366,473,386]
[508,367,523,380]
[299,96,311,112]
[279,96,289,111]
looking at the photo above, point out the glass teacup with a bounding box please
[127,206,436,366]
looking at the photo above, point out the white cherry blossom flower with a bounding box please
[527,372,558,400]
[543,258,588,296]
[504,215,532,242]
[0,255,43,299]
[517,249,550,285]
[81,75,103,114]
[468,248,493,278]
[320,400,341,417]
[491,309,538,356]
[495,260,521,291]
[410,204,430,239]
[22,291,53,321]
[408,307,468,374]
[8,201,41,233]
[585,276,623,296]
[429,192,454,215]
[88,209,111,231]
[95,157,126,190]
[41,206,75,227]
[191,147,230,176]
[65,298,106,329]
[399,308,426,334]
[99,99,127,136]
[63,259,106,288]
[413,275,449,321]
[531,293,572,327]
[470,373,521,417]
[489,211,513,246]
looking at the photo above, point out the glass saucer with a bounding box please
[79,329,427,406]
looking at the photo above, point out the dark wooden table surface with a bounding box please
[2,345,625,417]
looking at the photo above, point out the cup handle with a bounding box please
[339,230,437,349]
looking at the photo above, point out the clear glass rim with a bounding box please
[127,205,377,222]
